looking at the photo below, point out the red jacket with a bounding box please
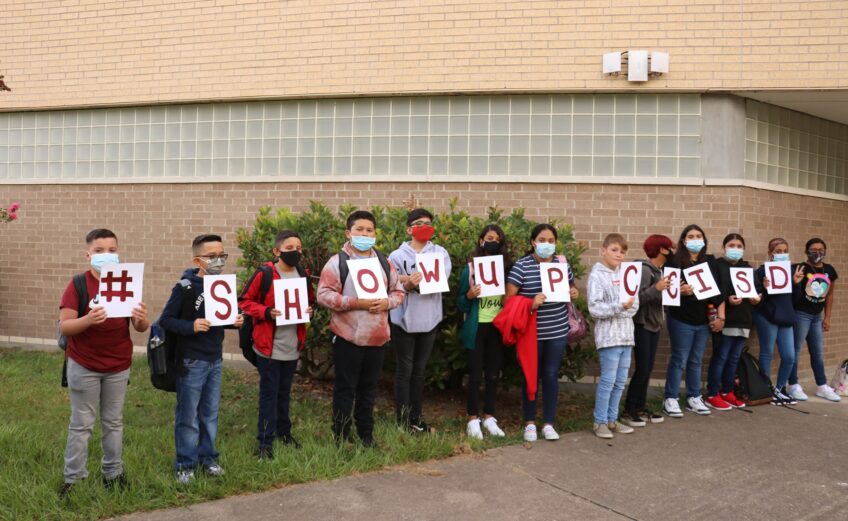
[238,261,315,357]
[493,295,538,401]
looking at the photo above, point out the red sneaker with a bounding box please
[705,394,733,410]
[721,391,746,408]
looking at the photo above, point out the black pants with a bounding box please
[467,323,505,417]
[256,356,298,448]
[332,336,385,442]
[624,324,660,413]
[391,324,437,425]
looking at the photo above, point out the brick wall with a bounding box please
[0,181,845,384]
[3,1,848,110]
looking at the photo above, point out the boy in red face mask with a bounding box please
[388,208,452,433]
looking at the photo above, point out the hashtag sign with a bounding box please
[101,270,134,302]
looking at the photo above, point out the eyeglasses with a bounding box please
[409,220,432,227]
[197,254,229,261]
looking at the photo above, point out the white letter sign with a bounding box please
[473,255,505,298]
[415,252,449,295]
[729,267,758,299]
[273,277,310,325]
[683,262,721,300]
[347,257,388,299]
[662,267,681,307]
[619,262,642,303]
[98,263,144,318]
[764,261,792,295]
[204,274,238,326]
[539,262,570,302]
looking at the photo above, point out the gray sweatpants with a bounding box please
[63,358,130,483]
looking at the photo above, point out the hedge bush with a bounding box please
[235,198,592,389]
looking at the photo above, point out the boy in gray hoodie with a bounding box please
[388,209,452,433]
[588,233,639,439]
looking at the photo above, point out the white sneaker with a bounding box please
[541,424,560,441]
[686,396,711,415]
[466,419,483,440]
[816,385,842,402]
[788,384,809,401]
[523,424,537,442]
[482,417,505,437]
[663,398,684,418]
[202,463,224,477]
[176,470,194,485]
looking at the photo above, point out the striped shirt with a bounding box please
[507,254,573,341]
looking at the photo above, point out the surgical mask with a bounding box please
[807,251,825,264]
[482,240,501,255]
[685,240,705,254]
[725,248,744,262]
[534,242,556,259]
[278,250,302,267]
[772,253,790,262]
[204,257,226,275]
[90,253,119,273]
[411,224,435,242]
[350,235,376,252]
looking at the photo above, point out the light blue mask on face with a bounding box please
[772,253,790,262]
[725,248,744,262]
[350,235,376,252]
[534,242,556,259]
[90,253,119,273]
[685,239,705,254]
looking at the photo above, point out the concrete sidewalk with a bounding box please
[118,397,848,521]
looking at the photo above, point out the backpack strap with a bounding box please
[73,273,89,319]
[257,265,274,302]
[339,249,392,287]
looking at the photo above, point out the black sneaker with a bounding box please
[255,445,274,461]
[360,436,378,449]
[622,411,647,428]
[771,389,793,406]
[280,434,302,449]
[640,410,665,424]
[409,420,433,434]
[102,473,129,490]
[58,482,74,501]
[779,387,798,405]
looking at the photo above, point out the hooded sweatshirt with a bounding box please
[388,241,452,333]
[317,242,405,347]
[587,262,639,349]
[160,267,225,362]
[632,259,664,333]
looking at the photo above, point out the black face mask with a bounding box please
[278,250,302,267]
[481,241,501,255]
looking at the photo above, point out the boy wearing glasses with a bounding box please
[160,234,244,484]
[388,209,452,433]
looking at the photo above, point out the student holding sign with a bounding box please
[239,231,315,460]
[705,234,760,410]
[160,234,244,484]
[789,238,841,402]
[457,224,512,440]
[588,234,639,439]
[753,238,803,406]
[388,209,452,433]
[58,229,150,500]
[317,211,404,448]
[662,224,725,418]
[506,224,579,442]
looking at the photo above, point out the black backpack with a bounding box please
[147,279,195,392]
[735,346,774,406]
[237,264,308,366]
[59,273,89,387]
[338,249,392,288]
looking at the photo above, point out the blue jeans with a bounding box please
[664,315,710,399]
[175,358,222,471]
[594,346,632,424]
[707,334,746,396]
[791,311,827,386]
[753,311,795,390]
[522,337,568,424]
[256,356,298,448]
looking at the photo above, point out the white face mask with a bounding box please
[90,253,119,273]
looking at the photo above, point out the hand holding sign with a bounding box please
[764,261,792,295]
[474,255,505,297]
[729,267,757,299]
[273,278,310,325]
[98,263,144,318]
[416,252,449,295]
[348,257,389,299]
[204,274,238,326]
[539,262,570,302]
[683,263,721,300]
[619,262,642,304]
[662,267,681,306]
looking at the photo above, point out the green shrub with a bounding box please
[235,199,591,389]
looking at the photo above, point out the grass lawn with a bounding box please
[0,348,595,521]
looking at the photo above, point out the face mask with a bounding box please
[90,253,119,273]
[411,224,435,242]
[534,242,556,259]
[807,251,825,264]
[725,248,744,262]
[204,257,226,275]
[278,250,302,267]
[685,239,705,254]
[482,240,501,255]
[351,235,376,252]
[772,253,790,262]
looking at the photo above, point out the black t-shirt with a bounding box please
[666,255,724,326]
[793,262,838,315]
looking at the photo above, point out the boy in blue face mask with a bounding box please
[58,229,150,500]
[317,210,405,447]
